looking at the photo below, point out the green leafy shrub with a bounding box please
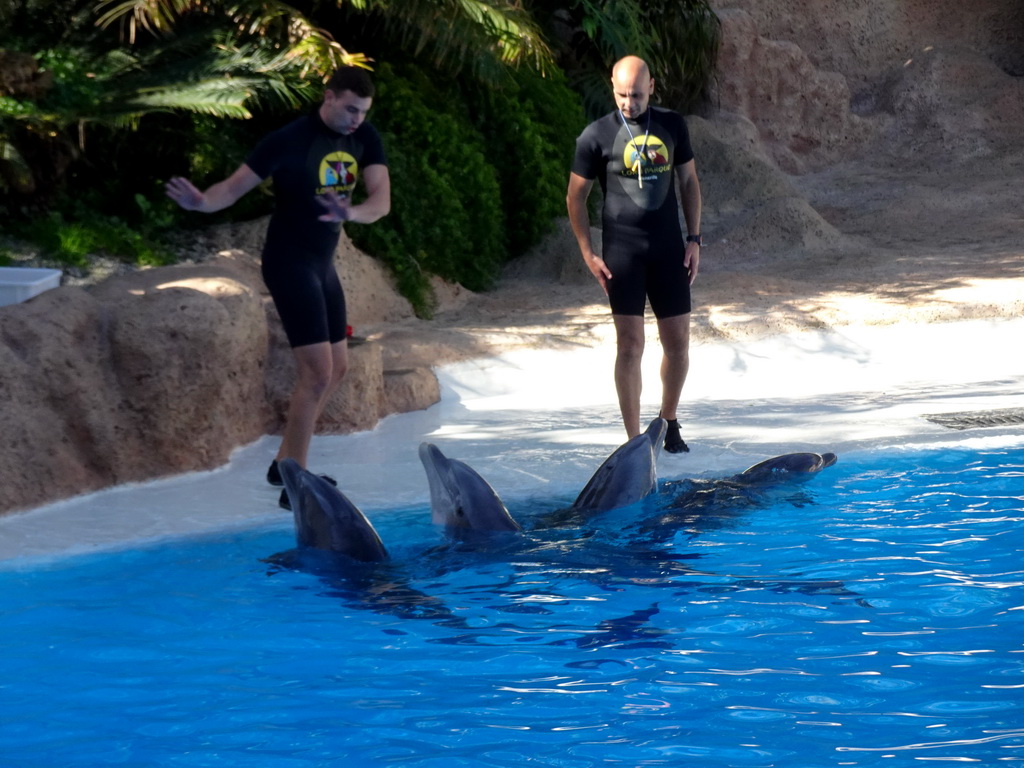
[17,204,176,267]
[347,62,585,316]
[347,62,506,315]
[463,67,586,257]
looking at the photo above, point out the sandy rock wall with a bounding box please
[875,45,1024,160]
[0,263,270,513]
[711,9,873,173]
[698,0,1022,252]
[709,0,1024,169]
[713,0,1022,92]
[0,228,440,516]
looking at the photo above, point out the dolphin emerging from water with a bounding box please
[418,443,522,532]
[644,451,840,538]
[278,458,388,563]
[571,418,668,514]
[738,452,838,482]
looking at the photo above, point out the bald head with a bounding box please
[611,56,654,119]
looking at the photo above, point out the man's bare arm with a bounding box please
[675,159,703,284]
[166,165,263,214]
[567,172,612,291]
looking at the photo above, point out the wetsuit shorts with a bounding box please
[603,232,691,319]
[262,252,347,348]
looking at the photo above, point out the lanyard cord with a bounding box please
[618,108,652,188]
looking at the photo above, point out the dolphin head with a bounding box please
[278,458,388,562]
[572,417,667,514]
[739,452,838,483]
[418,443,521,532]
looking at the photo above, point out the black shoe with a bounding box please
[267,460,283,487]
[664,419,690,453]
[278,473,338,511]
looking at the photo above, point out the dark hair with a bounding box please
[326,66,375,98]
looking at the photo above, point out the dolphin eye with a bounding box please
[455,506,465,518]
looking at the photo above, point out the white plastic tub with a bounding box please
[0,267,62,307]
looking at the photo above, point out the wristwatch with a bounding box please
[685,234,702,246]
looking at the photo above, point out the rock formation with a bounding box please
[0,224,440,515]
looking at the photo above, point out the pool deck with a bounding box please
[1,317,1021,565]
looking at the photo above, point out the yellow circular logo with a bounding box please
[319,151,358,191]
[622,135,669,174]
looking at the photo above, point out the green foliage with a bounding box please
[1,0,717,314]
[529,0,721,117]
[346,62,508,315]
[346,0,555,78]
[93,0,373,78]
[14,199,177,267]
[184,112,275,222]
[20,35,321,131]
[344,62,585,316]
[463,67,586,256]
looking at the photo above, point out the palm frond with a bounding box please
[128,77,257,114]
[453,0,552,70]
[283,32,370,79]
[10,32,322,134]
[95,0,204,41]
[572,0,648,63]
[356,0,555,77]
[94,0,363,77]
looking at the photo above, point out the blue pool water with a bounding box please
[1,444,1022,766]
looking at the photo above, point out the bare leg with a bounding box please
[612,314,645,438]
[656,313,691,452]
[656,313,691,421]
[322,339,349,406]
[275,340,348,468]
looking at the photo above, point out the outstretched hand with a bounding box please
[317,190,351,222]
[165,176,204,211]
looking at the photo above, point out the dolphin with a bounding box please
[277,458,388,563]
[643,450,839,537]
[571,417,667,514]
[738,452,838,482]
[418,443,522,532]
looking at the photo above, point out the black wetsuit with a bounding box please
[572,106,694,318]
[246,111,387,347]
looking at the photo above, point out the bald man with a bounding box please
[566,55,702,452]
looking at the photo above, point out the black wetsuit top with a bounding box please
[246,111,387,346]
[572,106,695,317]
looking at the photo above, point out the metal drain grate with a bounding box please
[923,407,1024,431]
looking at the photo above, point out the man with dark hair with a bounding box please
[166,66,391,508]
[325,66,375,98]
[566,55,702,453]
